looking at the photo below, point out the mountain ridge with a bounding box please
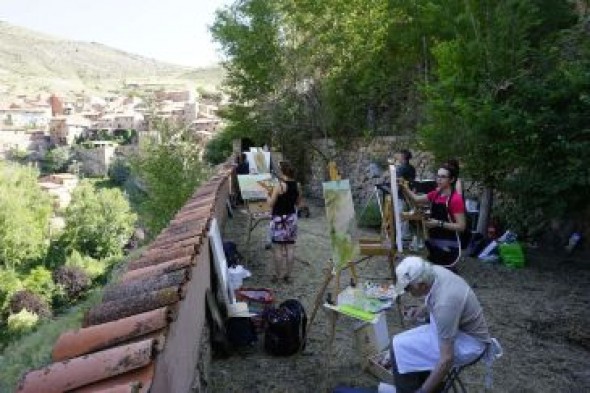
[0,21,224,95]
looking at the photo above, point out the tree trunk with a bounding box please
[476,187,493,235]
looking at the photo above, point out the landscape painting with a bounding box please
[246,147,271,174]
[237,174,273,200]
[323,179,359,271]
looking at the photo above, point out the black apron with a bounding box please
[426,190,461,267]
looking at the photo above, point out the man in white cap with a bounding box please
[390,256,491,393]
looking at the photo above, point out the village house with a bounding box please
[0,128,49,159]
[0,105,52,131]
[49,115,92,146]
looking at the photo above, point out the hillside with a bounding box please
[0,21,224,95]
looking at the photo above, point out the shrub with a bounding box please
[22,266,57,305]
[0,268,23,312]
[52,266,90,301]
[7,309,39,333]
[65,250,105,280]
[108,157,132,185]
[8,290,51,318]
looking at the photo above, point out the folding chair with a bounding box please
[441,338,503,393]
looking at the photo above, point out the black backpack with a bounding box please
[223,241,243,267]
[226,317,257,349]
[264,299,307,356]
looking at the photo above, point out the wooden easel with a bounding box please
[244,199,272,263]
[306,163,405,359]
[399,179,430,243]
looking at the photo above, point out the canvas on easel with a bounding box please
[322,179,360,272]
[237,174,273,201]
[389,165,403,254]
[209,218,235,306]
[246,147,271,174]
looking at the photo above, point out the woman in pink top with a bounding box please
[401,159,466,268]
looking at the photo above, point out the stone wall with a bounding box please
[74,145,116,177]
[306,137,436,206]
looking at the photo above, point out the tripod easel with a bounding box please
[306,164,407,373]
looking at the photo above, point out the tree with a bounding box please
[0,162,52,270]
[43,146,71,173]
[419,0,583,235]
[62,180,136,258]
[130,119,209,234]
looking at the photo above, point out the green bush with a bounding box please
[7,309,39,333]
[108,157,132,185]
[65,251,105,280]
[22,266,56,304]
[0,269,23,312]
[204,128,234,165]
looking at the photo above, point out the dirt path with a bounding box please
[209,202,590,393]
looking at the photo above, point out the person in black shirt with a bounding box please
[396,149,416,184]
[267,161,300,283]
[236,153,250,175]
[396,149,416,240]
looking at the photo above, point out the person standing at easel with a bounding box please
[395,149,416,241]
[400,159,466,269]
[267,161,300,284]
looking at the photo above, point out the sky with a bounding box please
[0,0,234,68]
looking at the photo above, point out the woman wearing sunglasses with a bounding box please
[401,159,466,268]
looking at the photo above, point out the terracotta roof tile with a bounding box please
[71,363,154,393]
[120,256,193,282]
[102,270,188,302]
[127,246,195,270]
[17,338,156,393]
[84,286,181,327]
[15,163,235,393]
[74,382,139,393]
[172,209,213,224]
[163,217,209,236]
[52,307,170,362]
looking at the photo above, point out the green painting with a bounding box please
[323,180,360,271]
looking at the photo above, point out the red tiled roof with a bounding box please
[16,164,236,392]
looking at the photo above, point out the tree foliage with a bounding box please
[212,0,587,236]
[130,119,209,234]
[43,147,71,173]
[62,180,136,258]
[0,162,52,269]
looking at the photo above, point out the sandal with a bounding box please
[282,276,292,284]
[271,275,279,284]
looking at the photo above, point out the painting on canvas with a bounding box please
[245,147,271,174]
[209,218,234,305]
[323,179,360,270]
[237,174,274,200]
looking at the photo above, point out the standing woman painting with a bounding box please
[401,159,466,268]
[267,161,300,283]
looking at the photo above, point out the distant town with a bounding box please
[0,81,224,160]
[0,81,225,228]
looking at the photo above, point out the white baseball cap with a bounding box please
[395,256,431,293]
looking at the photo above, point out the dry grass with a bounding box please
[210,202,590,393]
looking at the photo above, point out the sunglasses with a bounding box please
[436,174,450,179]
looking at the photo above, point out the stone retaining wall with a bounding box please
[306,137,436,205]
